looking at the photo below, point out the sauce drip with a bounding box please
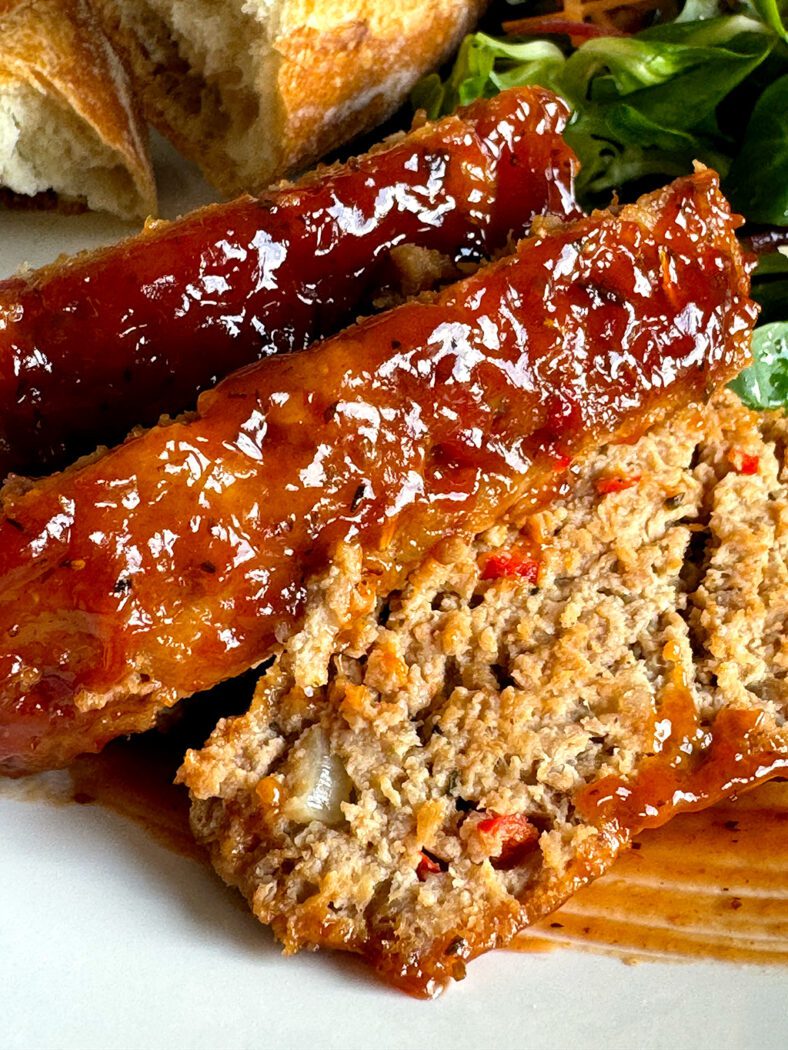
[576,678,788,835]
[68,736,201,862]
[518,781,788,965]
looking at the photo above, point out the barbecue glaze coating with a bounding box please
[0,87,578,476]
[0,171,756,774]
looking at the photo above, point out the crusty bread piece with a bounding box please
[181,392,788,994]
[92,0,487,196]
[0,0,156,219]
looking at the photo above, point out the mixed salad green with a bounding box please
[413,0,788,409]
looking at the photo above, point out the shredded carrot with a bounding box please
[503,15,625,38]
[504,0,669,40]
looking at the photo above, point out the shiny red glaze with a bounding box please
[576,687,788,836]
[0,88,579,476]
[0,171,756,774]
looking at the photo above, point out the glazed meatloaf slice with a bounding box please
[0,171,753,776]
[181,390,788,995]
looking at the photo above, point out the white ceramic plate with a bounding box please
[1,137,785,1050]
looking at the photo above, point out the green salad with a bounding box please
[413,0,788,409]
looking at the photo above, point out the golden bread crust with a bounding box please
[272,0,487,185]
[0,0,156,218]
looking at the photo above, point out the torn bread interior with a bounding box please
[0,0,156,219]
[182,392,788,996]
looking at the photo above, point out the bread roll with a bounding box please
[0,0,156,220]
[92,0,487,196]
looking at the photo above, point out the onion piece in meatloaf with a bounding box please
[181,391,788,995]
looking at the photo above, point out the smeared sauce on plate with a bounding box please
[68,734,201,862]
[518,780,788,965]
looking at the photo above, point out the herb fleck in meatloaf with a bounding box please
[180,391,788,995]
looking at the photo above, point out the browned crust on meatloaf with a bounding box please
[181,392,788,994]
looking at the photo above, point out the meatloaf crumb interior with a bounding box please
[180,391,788,995]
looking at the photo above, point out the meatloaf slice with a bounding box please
[180,391,788,995]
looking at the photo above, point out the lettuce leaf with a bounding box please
[751,249,788,323]
[729,322,788,408]
[565,25,772,196]
[412,34,565,119]
[726,74,788,223]
[747,0,788,40]
[413,6,787,210]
